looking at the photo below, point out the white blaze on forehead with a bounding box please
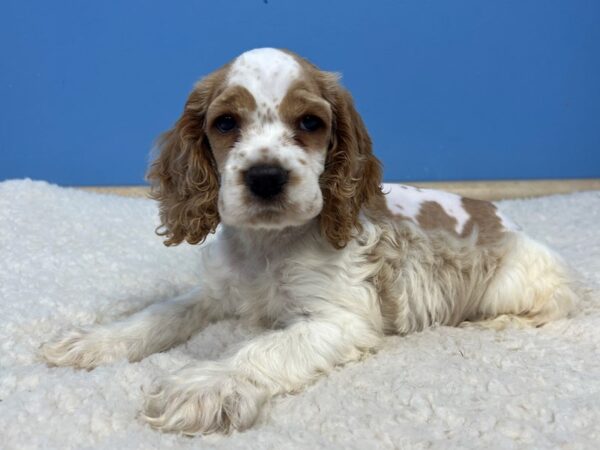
[227,48,301,106]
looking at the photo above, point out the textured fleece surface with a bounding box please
[0,179,599,450]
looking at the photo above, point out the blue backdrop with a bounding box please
[1,0,599,185]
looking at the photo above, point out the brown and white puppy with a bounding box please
[42,48,579,435]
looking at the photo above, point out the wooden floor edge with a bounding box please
[80,179,600,201]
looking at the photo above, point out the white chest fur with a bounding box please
[200,223,383,328]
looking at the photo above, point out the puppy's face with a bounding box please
[148,48,382,248]
[206,49,331,229]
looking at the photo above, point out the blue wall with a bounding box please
[1,0,599,185]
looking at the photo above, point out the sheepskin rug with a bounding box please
[1,179,599,449]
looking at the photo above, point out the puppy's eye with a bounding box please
[214,115,237,133]
[299,115,323,132]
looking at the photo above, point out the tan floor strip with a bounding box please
[80,179,600,201]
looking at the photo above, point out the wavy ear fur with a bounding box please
[318,74,384,249]
[147,70,225,246]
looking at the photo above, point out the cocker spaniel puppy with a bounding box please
[42,48,579,435]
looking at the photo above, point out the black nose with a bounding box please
[244,164,289,199]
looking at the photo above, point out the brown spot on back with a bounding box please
[365,192,401,224]
[416,201,459,234]
[460,197,504,245]
[414,198,505,245]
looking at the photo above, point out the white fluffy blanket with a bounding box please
[1,179,599,449]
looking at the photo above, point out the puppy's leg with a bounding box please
[465,233,579,330]
[41,287,230,369]
[142,309,381,435]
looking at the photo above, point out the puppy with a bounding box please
[42,48,579,435]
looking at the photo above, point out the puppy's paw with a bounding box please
[459,314,540,331]
[40,328,122,370]
[142,366,269,435]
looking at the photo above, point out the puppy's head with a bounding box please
[148,48,382,248]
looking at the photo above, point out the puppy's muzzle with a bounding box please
[244,164,289,200]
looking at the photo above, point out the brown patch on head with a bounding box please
[279,79,332,152]
[279,50,384,248]
[206,84,256,119]
[417,201,459,233]
[205,85,257,168]
[147,64,231,246]
[460,197,504,245]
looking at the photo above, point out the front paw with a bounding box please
[40,328,120,370]
[142,366,269,435]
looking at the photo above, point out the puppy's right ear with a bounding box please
[147,70,226,246]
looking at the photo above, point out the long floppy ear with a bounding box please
[319,75,384,249]
[146,71,225,246]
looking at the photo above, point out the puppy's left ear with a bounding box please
[319,75,384,249]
